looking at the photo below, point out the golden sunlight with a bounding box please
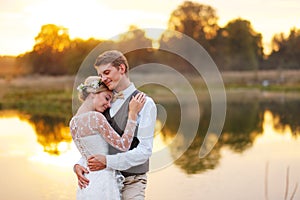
[258,110,294,143]
[0,113,80,167]
[153,120,175,152]
[3,0,169,56]
[24,0,144,41]
[29,142,80,167]
[0,116,38,156]
[253,110,300,159]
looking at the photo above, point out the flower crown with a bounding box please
[77,79,102,92]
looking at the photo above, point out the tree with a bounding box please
[63,38,101,74]
[266,28,300,70]
[165,1,219,51]
[31,24,71,75]
[116,25,153,68]
[220,18,263,70]
[34,24,70,54]
[157,1,220,73]
[209,27,231,70]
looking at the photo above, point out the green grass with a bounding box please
[0,87,73,121]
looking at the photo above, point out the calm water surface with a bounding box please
[1,91,300,200]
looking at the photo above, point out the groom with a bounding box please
[74,50,157,199]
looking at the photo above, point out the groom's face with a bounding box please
[96,64,122,90]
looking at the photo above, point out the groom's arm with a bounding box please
[88,97,157,171]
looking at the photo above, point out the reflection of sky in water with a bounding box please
[0,114,80,166]
[0,116,37,156]
[147,110,300,200]
[0,113,78,200]
[0,110,300,199]
[207,110,300,200]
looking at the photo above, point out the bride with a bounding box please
[69,76,145,200]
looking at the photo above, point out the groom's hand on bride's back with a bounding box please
[87,154,106,171]
[74,164,90,189]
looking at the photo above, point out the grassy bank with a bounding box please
[221,70,300,92]
[1,70,300,110]
[0,75,74,120]
[1,70,300,91]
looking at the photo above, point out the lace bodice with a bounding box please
[69,111,137,159]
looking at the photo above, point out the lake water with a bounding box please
[0,90,300,200]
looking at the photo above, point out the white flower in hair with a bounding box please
[77,83,85,92]
[77,79,102,92]
[90,80,101,89]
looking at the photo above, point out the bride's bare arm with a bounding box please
[94,93,145,151]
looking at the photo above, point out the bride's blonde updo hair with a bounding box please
[77,76,109,101]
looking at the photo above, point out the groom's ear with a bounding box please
[118,64,126,74]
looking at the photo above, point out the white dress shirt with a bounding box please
[106,83,157,171]
[76,83,157,171]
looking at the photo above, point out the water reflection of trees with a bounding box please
[24,95,300,164]
[221,101,262,153]
[29,114,72,155]
[3,91,300,171]
[157,100,220,174]
[161,97,300,174]
[1,88,73,155]
[261,99,300,135]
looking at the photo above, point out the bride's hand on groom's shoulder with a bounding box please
[87,154,107,171]
[128,92,146,120]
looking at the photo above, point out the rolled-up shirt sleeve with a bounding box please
[106,97,157,171]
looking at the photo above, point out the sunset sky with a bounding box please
[0,0,299,56]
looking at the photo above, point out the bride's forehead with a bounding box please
[98,90,112,96]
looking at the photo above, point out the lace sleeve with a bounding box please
[93,112,137,151]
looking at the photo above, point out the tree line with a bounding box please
[9,1,300,75]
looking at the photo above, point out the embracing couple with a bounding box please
[69,50,157,200]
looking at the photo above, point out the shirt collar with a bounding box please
[114,82,136,99]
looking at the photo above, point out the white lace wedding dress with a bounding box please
[69,111,137,200]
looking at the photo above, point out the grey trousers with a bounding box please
[121,174,147,200]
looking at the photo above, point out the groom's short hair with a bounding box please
[94,50,129,73]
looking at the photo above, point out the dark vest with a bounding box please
[103,90,149,175]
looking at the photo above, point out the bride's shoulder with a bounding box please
[89,111,105,118]
[74,111,104,119]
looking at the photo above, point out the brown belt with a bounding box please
[121,171,145,177]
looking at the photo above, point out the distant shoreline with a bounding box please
[1,71,300,106]
[1,70,300,94]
